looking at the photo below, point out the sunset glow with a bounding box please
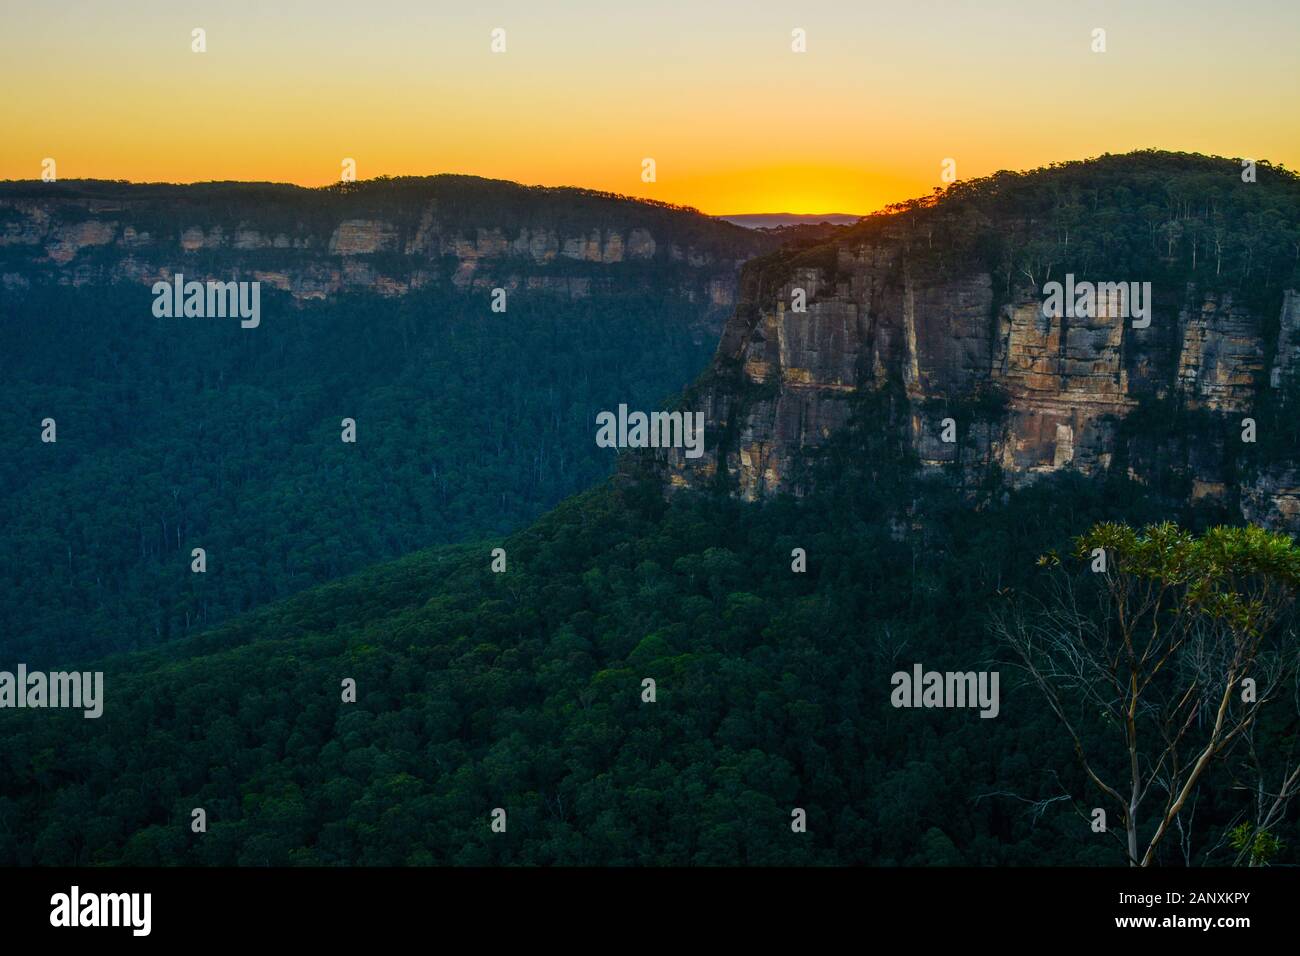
[2,0,1298,214]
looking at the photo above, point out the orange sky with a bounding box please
[2,1,1297,214]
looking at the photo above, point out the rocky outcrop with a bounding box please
[47,219,118,264]
[658,235,1300,530]
[1242,464,1300,527]
[1270,290,1300,390]
[328,219,398,255]
[1175,294,1268,411]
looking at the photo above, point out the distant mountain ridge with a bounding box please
[0,175,774,319]
[717,213,862,229]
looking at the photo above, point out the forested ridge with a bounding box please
[736,149,1300,351]
[0,174,758,261]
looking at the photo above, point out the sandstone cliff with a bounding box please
[651,152,1300,531]
[0,176,770,332]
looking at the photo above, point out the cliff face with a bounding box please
[0,177,769,329]
[656,160,1300,531]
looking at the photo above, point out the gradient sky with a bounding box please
[2,0,1297,214]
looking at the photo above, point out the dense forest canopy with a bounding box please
[0,284,716,664]
[3,460,1293,865]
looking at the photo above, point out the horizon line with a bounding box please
[2,150,1289,220]
[0,172,883,219]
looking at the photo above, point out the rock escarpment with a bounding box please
[0,176,770,332]
[652,153,1300,530]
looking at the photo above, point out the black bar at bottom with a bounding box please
[0,866,1288,942]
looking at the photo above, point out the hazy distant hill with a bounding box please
[716,212,862,229]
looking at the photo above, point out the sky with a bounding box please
[1,0,1297,215]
